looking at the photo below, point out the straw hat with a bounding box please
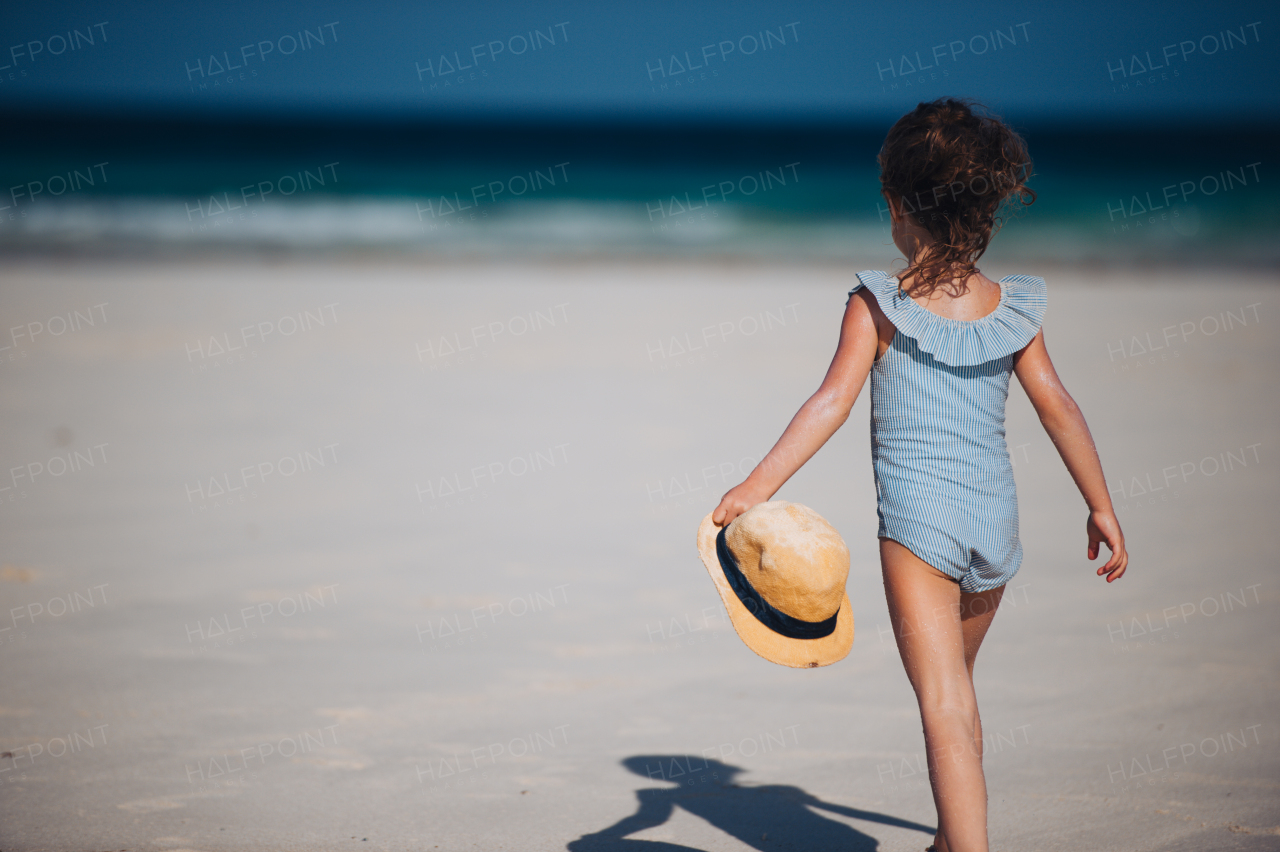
[697,502,853,668]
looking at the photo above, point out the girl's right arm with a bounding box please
[711,288,882,528]
[1013,329,1129,582]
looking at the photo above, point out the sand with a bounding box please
[0,255,1276,851]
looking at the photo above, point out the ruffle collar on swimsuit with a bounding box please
[850,269,1047,367]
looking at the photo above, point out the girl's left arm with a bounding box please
[711,289,880,527]
[1013,329,1129,582]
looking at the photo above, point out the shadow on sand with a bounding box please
[568,755,935,851]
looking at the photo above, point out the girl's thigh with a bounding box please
[880,538,1006,686]
[880,537,970,699]
[958,585,1004,675]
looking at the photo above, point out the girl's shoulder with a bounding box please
[847,270,1047,367]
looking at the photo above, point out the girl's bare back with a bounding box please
[899,269,1003,322]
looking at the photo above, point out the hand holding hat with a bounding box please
[697,502,854,668]
[711,480,772,529]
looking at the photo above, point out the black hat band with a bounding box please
[716,526,838,640]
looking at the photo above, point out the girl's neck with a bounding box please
[897,256,985,299]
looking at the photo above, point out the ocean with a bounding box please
[1,111,1276,264]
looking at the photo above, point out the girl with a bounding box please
[710,98,1128,852]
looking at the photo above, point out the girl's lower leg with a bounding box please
[921,701,986,852]
[928,702,989,852]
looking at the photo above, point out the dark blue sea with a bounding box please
[1,110,1276,264]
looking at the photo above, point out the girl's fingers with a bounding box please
[1101,547,1127,580]
[714,501,743,528]
[1094,536,1120,575]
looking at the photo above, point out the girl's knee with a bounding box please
[930,735,985,768]
[919,694,979,727]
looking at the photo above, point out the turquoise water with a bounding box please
[0,115,1275,263]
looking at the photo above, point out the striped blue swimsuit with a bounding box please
[848,270,1048,593]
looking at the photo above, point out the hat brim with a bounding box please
[697,512,853,668]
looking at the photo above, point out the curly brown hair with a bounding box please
[878,97,1035,297]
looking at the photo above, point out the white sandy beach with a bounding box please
[0,255,1276,851]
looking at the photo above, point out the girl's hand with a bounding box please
[1087,510,1128,582]
[711,482,772,529]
